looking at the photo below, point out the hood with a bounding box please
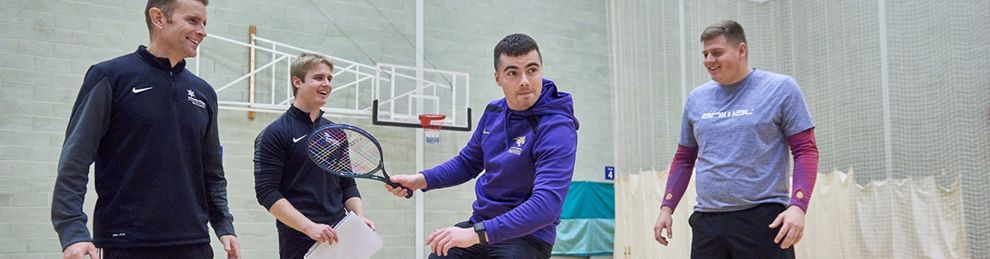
[507,78,580,130]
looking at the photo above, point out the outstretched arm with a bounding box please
[419,118,488,191]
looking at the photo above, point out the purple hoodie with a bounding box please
[422,79,579,245]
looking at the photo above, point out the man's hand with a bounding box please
[426,226,479,256]
[769,205,805,249]
[303,222,338,244]
[385,174,427,198]
[219,235,241,259]
[653,206,674,246]
[62,242,98,259]
[357,215,376,231]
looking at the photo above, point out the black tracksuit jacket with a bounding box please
[52,46,235,249]
[253,106,360,240]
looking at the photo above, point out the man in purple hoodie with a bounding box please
[386,33,579,259]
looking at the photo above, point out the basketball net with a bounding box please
[419,114,446,144]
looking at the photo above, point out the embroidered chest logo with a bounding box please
[508,136,526,155]
[132,86,153,94]
[187,89,206,109]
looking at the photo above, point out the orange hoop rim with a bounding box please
[418,114,447,129]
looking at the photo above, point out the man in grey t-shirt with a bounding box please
[653,20,820,259]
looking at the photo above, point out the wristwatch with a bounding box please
[473,222,488,245]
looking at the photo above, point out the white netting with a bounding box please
[424,128,440,144]
[419,114,445,144]
[610,0,989,257]
[615,170,967,258]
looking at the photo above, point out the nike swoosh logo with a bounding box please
[292,135,307,143]
[132,87,153,93]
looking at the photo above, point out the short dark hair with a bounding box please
[145,0,209,33]
[493,33,542,71]
[700,20,747,45]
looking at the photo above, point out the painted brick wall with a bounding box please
[0,0,612,258]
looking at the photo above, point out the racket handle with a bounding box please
[389,182,414,199]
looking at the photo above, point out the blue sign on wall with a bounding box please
[604,166,615,180]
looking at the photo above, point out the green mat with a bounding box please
[552,181,614,256]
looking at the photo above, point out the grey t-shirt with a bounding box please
[680,69,815,212]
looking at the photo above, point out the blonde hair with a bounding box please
[290,52,334,96]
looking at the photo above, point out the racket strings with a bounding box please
[308,128,381,174]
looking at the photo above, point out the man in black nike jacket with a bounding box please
[51,0,239,258]
[254,52,375,259]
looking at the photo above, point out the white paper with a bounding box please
[304,212,384,259]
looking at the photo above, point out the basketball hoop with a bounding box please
[419,114,446,144]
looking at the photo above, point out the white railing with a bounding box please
[374,63,470,126]
[192,30,470,128]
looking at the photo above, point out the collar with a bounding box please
[288,104,325,123]
[135,45,186,73]
[719,68,758,88]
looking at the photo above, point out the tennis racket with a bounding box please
[307,124,413,198]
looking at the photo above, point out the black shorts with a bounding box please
[689,203,795,259]
[101,243,213,259]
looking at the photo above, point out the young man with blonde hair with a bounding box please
[254,52,375,259]
[52,0,239,258]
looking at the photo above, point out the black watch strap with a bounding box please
[473,222,488,245]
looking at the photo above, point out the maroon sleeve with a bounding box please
[661,144,699,211]
[787,128,819,212]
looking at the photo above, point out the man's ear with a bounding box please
[148,7,167,30]
[737,42,748,58]
[493,71,502,87]
[292,76,303,88]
